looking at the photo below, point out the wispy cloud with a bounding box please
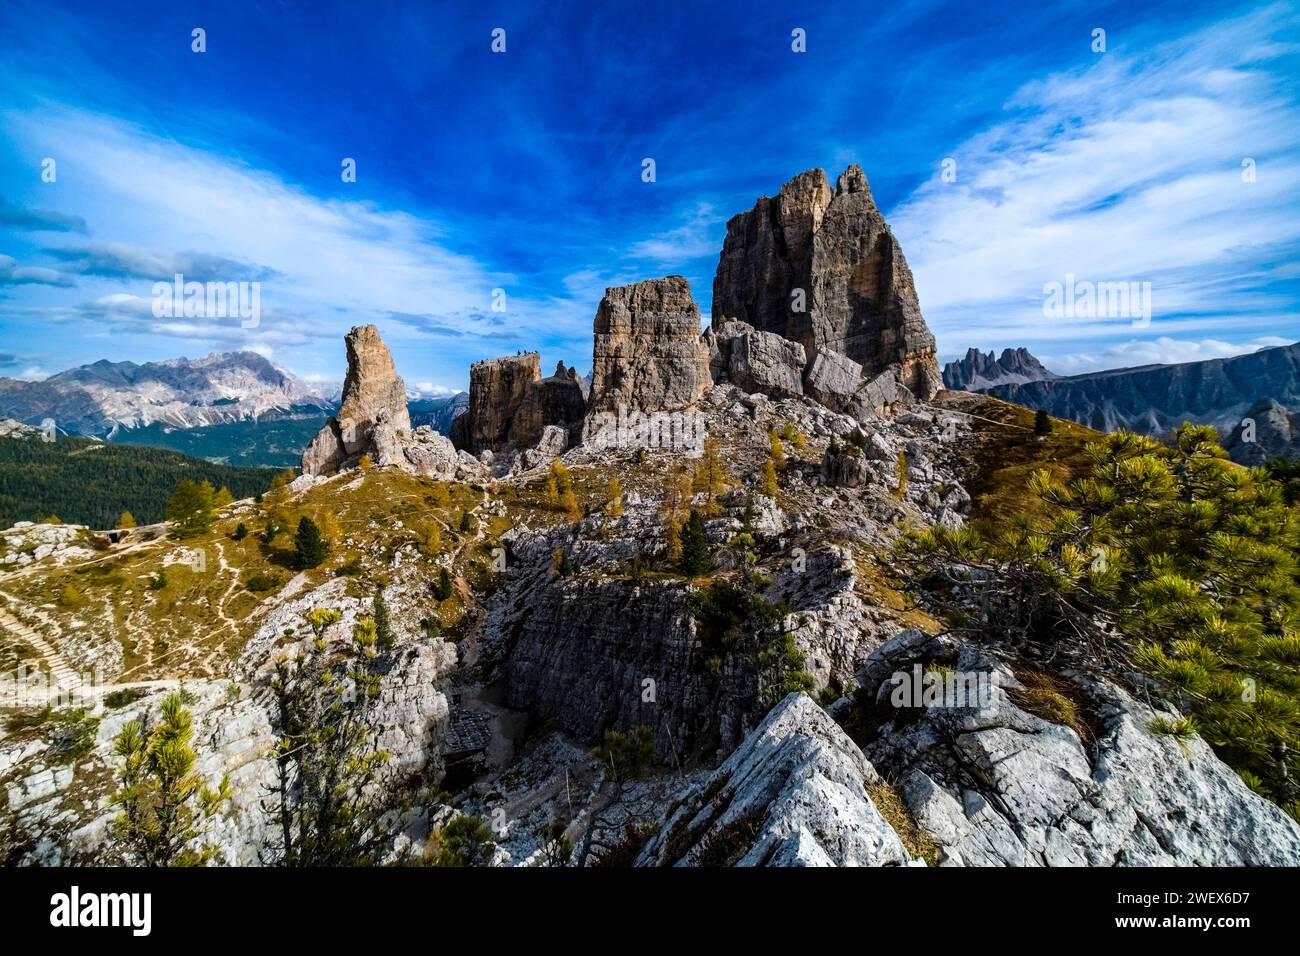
[627,203,721,264]
[0,254,73,287]
[0,196,86,233]
[45,244,278,283]
[1050,335,1294,376]
[892,4,1300,372]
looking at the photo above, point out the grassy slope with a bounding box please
[933,391,1100,527]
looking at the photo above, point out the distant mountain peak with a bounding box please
[0,350,331,436]
[943,347,1059,391]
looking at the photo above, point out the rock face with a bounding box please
[587,276,712,416]
[449,355,586,455]
[1222,396,1299,465]
[942,347,1058,391]
[494,573,759,759]
[301,325,411,476]
[637,693,913,866]
[856,630,1300,866]
[450,353,540,454]
[712,166,941,400]
[986,342,1300,463]
[338,326,411,450]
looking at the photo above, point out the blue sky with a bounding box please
[1,0,1297,394]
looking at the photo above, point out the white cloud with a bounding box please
[627,203,720,264]
[891,5,1300,358]
[1047,335,1294,375]
[4,107,503,347]
[410,381,458,398]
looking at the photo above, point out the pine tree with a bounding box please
[429,815,496,867]
[263,608,397,866]
[434,566,454,601]
[213,486,234,507]
[294,516,326,569]
[373,590,393,652]
[166,479,216,537]
[417,520,442,556]
[896,424,1300,816]
[894,451,909,498]
[693,436,729,512]
[118,511,137,529]
[233,521,248,541]
[1034,408,1053,436]
[430,482,451,507]
[592,726,656,784]
[559,485,580,519]
[768,431,787,471]
[536,819,572,867]
[108,693,230,866]
[679,509,711,577]
[459,510,474,533]
[761,458,779,497]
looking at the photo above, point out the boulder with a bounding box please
[727,329,805,399]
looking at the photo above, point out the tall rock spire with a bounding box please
[712,165,941,399]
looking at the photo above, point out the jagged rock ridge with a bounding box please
[943,347,1058,390]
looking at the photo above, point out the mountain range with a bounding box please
[0,353,470,467]
[978,342,1300,461]
[0,351,330,435]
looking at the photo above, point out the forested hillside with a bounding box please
[0,431,276,528]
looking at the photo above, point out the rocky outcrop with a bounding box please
[336,325,411,455]
[495,573,759,760]
[943,347,1058,391]
[637,693,913,866]
[513,362,588,449]
[450,355,585,456]
[302,325,415,476]
[855,630,1300,866]
[587,276,711,417]
[986,342,1300,463]
[712,166,941,401]
[1223,396,1299,465]
[821,444,870,488]
[450,353,540,454]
